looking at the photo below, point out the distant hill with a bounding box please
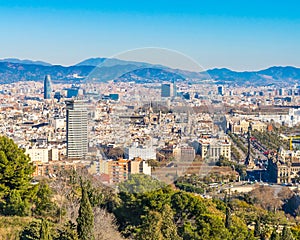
[75,57,153,68]
[0,58,52,66]
[0,62,93,84]
[0,57,299,86]
[75,58,107,66]
[206,66,300,85]
[117,67,185,83]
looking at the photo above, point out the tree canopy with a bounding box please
[0,136,36,216]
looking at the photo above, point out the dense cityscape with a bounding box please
[1,66,300,238]
[2,74,300,185]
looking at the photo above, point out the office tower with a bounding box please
[172,80,177,97]
[161,83,174,98]
[278,88,285,96]
[54,91,62,102]
[109,93,119,101]
[217,86,224,96]
[44,75,52,99]
[67,86,80,98]
[66,100,88,160]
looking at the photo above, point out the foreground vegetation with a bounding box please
[1,135,300,239]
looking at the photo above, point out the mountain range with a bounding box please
[0,58,52,66]
[0,58,299,86]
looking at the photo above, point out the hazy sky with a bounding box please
[0,0,300,71]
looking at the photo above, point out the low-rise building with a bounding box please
[228,119,266,134]
[26,148,49,163]
[128,157,151,175]
[99,157,152,184]
[268,148,300,183]
[173,146,195,162]
[195,138,231,162]
[125,144,156,160]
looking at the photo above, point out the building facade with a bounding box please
[99,158,152,184]
[173,146,195,162]
[197,138,231,162]
[125,145,156,160]
[66,100,88,160]
[161,83,174,98]
[268,149,300,183]
[26,148,49,163]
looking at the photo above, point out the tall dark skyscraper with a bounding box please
[44,75,52,99]
[161,83,174,98]
[217,86,224,96]
[66,100,88,160]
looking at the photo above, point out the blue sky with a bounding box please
[0,0,300,70]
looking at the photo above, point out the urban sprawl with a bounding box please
[2,75,300,194]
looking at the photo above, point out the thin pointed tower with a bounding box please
[245,123,255,168]
[44,75,52,99]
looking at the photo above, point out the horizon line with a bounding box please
[0,57,299,73]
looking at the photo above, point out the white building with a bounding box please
[26,148,49,163]
[51,118,65,130]
[258,109,300,127]
[125,145,156,160]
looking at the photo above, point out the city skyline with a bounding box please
[2,1,300,238]
[1,1,300,71]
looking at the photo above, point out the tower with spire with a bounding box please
[245,123,255,168]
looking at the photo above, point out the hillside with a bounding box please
[0,58,299,86]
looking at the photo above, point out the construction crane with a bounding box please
[288,136,300,150]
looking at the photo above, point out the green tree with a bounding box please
[136,204,181,240]
[291,225,300,239]
[4,189,28,216]
[0,136,36,216]
[161,204,181,240]
[136,210,163,240]
[40,219,52,240]
[118,174,166,194]
[260,225,271,240]
[77,181,94,240]
[56,221,78,240]
[270,229,279,240]
[34,180,57,217]
[245,231,256,240]
[171,191,206,228]
[281,226,294,240]
[225,207,232,229]
[20,220,41,240]
[228,216,250,240]
[86,180,103,207]
[254,219,261,237]
[197,214,231,240]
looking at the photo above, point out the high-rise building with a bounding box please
[53,92,62,102]
[161,83,174,98]
[172,80,177,97]
[217,86,224,96]
[66,100,88,160]
[66,86,80,98]
[278,88,285,96]
[44,75,52,99]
